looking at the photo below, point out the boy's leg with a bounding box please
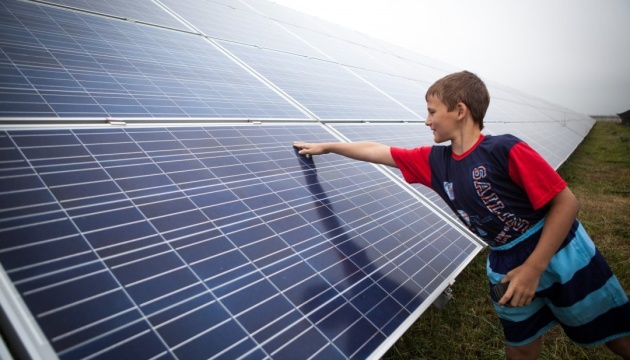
[606,335,630,359]
[505,337,542,360]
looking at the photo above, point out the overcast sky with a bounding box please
[272,0,630,115]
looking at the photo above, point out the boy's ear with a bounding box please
[456,102,468,120]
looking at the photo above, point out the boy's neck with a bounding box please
[451,127,482,156]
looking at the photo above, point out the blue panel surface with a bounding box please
[0,124,481,359]
[0,0,307,119]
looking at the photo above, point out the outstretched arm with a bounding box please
[293,141,397,168]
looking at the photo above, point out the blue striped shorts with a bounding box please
[486,218,630,346]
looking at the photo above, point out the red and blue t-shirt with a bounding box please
[391,134,566,247]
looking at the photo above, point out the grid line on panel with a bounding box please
[138,281,204,311]
[66,327,152,360]
[50,307,138,343]
[8,251,97,284]
[21,267,108,297]
[147,290,207,327]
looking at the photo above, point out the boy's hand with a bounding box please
[292,141,396,167]
[293,141,329,156]
[498,263,542,307]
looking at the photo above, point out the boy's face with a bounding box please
[425,95,459,143]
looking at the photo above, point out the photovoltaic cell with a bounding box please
[0,0,308,119]
[0,124,482,359]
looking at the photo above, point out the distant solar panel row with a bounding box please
[0,0,594,128]
[0,123,482,359]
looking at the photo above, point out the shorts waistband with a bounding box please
[489,217,545,252]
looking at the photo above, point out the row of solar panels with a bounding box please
[0,0,592,126]
[0,0,594,359]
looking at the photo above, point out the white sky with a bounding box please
[272,0,630,115]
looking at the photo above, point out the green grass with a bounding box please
[383,121,630,360]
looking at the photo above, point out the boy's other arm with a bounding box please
[499,186,579,307]
[293,141,397,168]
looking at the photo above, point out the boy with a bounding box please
[293,71,630,359]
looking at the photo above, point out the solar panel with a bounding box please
[0,0,308,120]
[0,123,482,359]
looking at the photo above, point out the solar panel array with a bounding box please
[0,0,594,359]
